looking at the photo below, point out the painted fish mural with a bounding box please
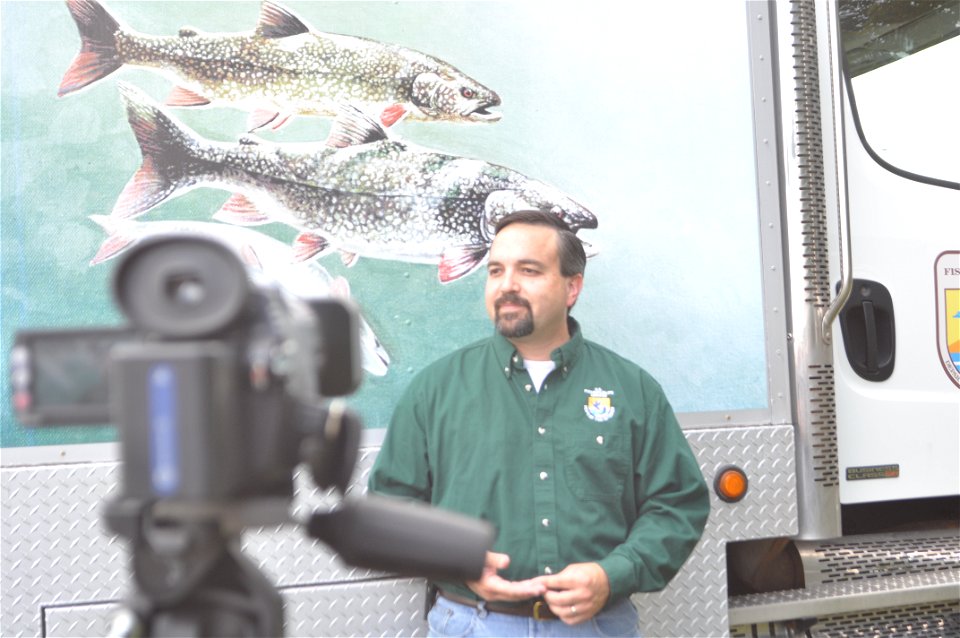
[111,83,598,283]
[88,215,391,377]
[59,0,502,130]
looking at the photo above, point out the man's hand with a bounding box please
[466,552,547,602]
[535,562,610,625]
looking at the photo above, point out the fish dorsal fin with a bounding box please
[257,1,311,39]
[326,105,388,148]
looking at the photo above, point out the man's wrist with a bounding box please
[595,554,634,602]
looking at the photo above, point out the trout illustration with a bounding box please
[88,215,391,376]
[112,83,597,283]
[60,0,501,130]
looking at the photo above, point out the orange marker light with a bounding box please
[715,466,748,503]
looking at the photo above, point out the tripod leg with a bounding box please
[141,541,283,637]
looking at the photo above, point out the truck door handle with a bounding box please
[861,300,878,373]
[837,279,895,381]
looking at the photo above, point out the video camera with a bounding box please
[10,235,493,637]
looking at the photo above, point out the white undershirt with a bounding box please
[524,359,557,392]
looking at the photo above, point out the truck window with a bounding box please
[839,0,960,183]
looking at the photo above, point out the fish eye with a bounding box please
[460,87,475,99]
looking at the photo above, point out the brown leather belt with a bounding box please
[437,589,559,621]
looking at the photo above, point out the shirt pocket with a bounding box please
[561,426,631,501]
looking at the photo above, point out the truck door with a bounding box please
[834,3,960,504]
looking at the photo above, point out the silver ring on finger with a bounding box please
[570,605,577,615]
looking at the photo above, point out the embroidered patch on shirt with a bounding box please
[584,387,616,422]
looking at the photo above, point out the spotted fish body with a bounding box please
[87,215,391,376]
[60,0,502,129]
[114,83,597,283]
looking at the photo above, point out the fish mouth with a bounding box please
[465,104,502,122]
[568,215,599,232]
[580,239,601,259]
[463,94,503,122]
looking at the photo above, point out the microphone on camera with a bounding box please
[307,494,494,582]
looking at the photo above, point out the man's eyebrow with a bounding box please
[517,259,547,269]
[487,258,548,270]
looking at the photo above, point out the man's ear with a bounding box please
[566,273,584,309]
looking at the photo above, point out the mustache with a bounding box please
[495,293,531,312]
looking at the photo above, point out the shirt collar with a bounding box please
[493,318,583,380]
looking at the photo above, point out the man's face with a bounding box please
[484,223,583,350]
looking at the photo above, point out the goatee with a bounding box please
[495,294,534,338]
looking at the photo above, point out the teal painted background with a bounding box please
[1,1,767,447]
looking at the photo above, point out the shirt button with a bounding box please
[541,518,550,527]
[538,426,546,435]
[504,367,510,374]
[596,435,605,445]
[539,471,548,480]
[525,384,532,392]
[544,567,553,574]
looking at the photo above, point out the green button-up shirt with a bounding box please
[368,319,710,604]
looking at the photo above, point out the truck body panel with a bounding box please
[2,1,957,636]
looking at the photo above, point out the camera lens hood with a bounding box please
[113,235,251,338]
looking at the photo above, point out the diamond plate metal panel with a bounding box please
[43,579,427,638]
[285,579,427,637]
[690,425,798,543]
[45,603,119,638]
[0,449,383,637]
[1,463,128,638]
[633,425,797,638]
[1,429,796,638]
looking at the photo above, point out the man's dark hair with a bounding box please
[494,211,587,277]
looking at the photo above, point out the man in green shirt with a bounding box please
[369,211,710,637]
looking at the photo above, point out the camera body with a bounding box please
[11,234,361,501]
[10,234,494,636]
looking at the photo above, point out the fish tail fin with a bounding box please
[59,0,124,97]
[114,82,201,218]
[88,214,136,264]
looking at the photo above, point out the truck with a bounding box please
[1,0,957,636]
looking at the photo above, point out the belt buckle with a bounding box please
[532,600,549,621]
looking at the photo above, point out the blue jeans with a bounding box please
[427,596,641,637]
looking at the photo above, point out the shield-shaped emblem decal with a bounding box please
[584,388,616,422]
[935,251,960,389]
